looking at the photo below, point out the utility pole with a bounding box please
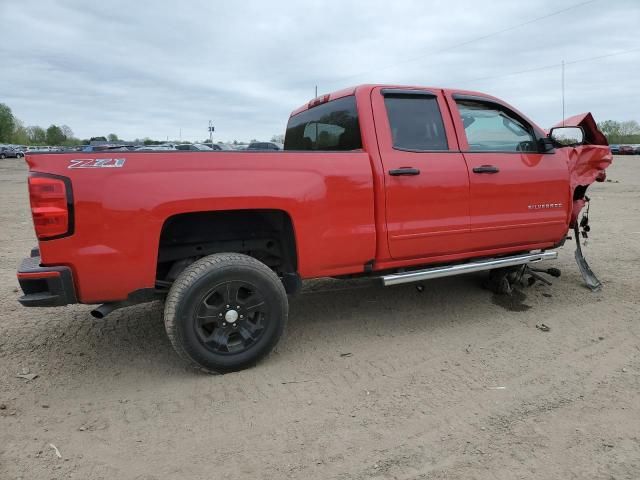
[561,60,565,127]
[208,120,214,144]
[315,85,318,98]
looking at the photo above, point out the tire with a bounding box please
[0,154,5,159]
[164,253,288,373]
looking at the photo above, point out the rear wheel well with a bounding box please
[156,209,298,292]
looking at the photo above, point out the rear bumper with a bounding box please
[17,250,77,307]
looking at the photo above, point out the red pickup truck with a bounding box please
[18,84,611,373]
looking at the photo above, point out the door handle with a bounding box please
[472,165,500,174]
[389,167,420,176]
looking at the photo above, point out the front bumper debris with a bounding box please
[573,221,602,292]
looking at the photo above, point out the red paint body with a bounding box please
[22,85,612,304]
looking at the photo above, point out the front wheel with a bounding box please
[164,253,288,373]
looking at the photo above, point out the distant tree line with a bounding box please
[1,103,293,148]
[597,120,640,144]
[0,103,81,146]
[0,103,123,147]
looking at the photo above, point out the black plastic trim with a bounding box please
[392,147,455,153]
[472,165,500,174]
[364,259,375,273]
[460,150,555,154]
[281,272,302,295]
[389,168,421,176]
[381,88,437,97]
[452,93,501,103]
[17,256,78,307]
[88,288,164,307]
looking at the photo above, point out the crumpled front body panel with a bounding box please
[553,113,612,225]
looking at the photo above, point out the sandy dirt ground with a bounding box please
[0,156,639,479]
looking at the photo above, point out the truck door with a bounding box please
[371,87,471,260]
[444,93,571,250]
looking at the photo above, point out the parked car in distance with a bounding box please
[247,141,283,150]
[634,145,640,154]
[24,146,45,153]
[0,146,23,159]
[175,143,213,151]
[619,145,635,155]
[134,145,177,151]
[203,143,233,151]
[609,144,619,154]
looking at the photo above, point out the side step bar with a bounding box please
[381,251,558,287]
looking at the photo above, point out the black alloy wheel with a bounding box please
[194,280,268,355]
[164,253,288,373]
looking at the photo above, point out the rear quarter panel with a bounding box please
[26,151,376,303]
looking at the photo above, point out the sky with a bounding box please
[1,0,639,143]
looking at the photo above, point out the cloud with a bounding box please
[1,0,638,142]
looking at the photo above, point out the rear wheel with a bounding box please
[0,154,5,159]
[164,253,288,373]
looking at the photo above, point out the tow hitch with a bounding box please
[573,198,602,291]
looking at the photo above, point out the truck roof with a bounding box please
[288,84,500,118]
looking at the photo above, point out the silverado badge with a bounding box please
[528,203,563,210]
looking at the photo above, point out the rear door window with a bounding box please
[383,94,448,151]
[284,96,362,151]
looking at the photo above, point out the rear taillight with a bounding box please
[28,174,73,240]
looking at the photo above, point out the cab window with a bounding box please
[284,96,362,151]
[456,100,537,152]
[384,94,448,151]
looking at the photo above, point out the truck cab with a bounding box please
[285,85,598,267]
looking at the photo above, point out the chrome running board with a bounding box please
[381,251,558,287]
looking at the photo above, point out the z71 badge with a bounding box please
[68,158,126,169]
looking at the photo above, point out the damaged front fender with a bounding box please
[552,113,612,226]
[552,113,611,291]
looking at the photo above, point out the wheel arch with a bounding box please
[155,208,300,292]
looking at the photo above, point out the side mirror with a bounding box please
[549,126,585,147]
[538,137,555,153]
